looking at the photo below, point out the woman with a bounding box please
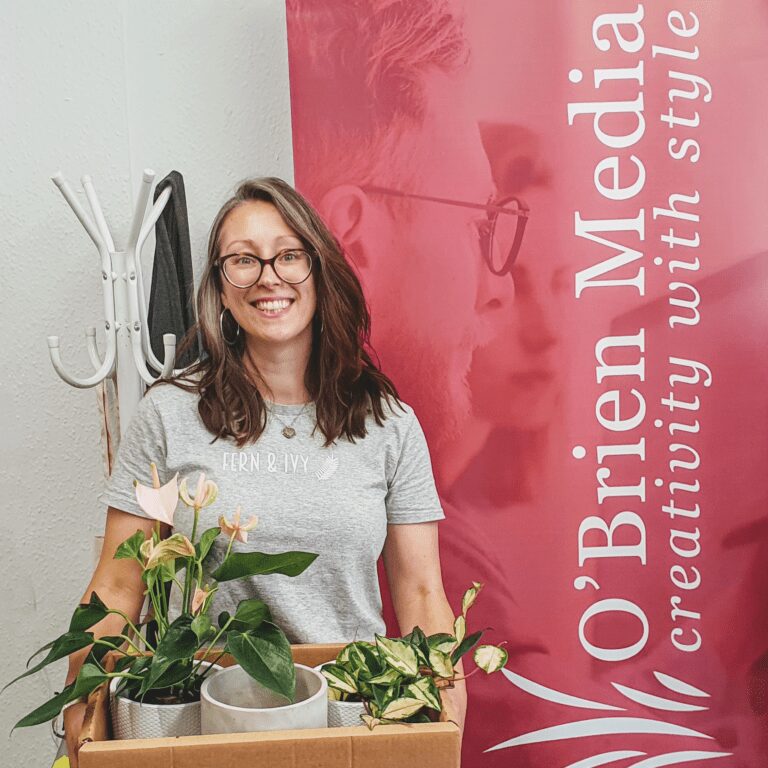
[63,177,465,763]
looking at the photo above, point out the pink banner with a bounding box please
[286,1,768,765]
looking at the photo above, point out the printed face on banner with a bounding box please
[286,1,768,766]
[352,70,511,456]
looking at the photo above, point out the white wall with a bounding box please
[0,2,293,763]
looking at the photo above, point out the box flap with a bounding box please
[79,723,460,768]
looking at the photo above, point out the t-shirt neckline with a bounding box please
[264,399,315,415]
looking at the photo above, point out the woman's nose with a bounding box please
[257,261,282,287]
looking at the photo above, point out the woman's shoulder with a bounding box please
[373,394,418,435]
[141,380,200,420]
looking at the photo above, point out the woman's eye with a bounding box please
[236,255,256,265]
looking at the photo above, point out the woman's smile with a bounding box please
[249,296,296,317]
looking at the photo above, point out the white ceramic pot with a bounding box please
[327,698,367,728]
[109,661,222,740]
[200,663,327,734]
[314,661,367,728]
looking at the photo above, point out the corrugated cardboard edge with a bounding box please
[79,723,460,768]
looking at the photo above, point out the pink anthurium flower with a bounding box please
[191,586,213,615]
[140,534,195,570]
[134,465,179,526]
[219,506,259,544]
[179,472,218,511]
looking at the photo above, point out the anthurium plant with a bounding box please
[320,582,507,729]
[5,463,318,730]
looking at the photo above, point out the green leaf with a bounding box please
[69,592,109,633]
[370,682,389,710]
[114,530,147,561]
[380,696,425,720]
[226,622,296,703]
[403,626,430,659]
[474,644,508,674]
[450,629,483,665]
[337,641,383,680]
[427,633,457,654]
[374,635,419,677]
[13,684,76,729]
[4,632,94,692]
[453,615,466,646]
[231,598,272,631]
[461,582,483,617]
[155,616,199,662]
[218,611,231,630]
[366,668,401,685]
[143,560,175,590]
[71,663,110,700]
[149,660,194,691]
[138,656,174,697]
[320,663,358,695]
[138,616,199,696]
[404,676,442,711]
[196,527,221,562]
[428,648,454,678]
[14,663,109,728]
[87,635,126,666]
[212,550,318,582]
[191,615,213,643]
[337,640,377,665]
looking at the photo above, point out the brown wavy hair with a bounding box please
[163,177,401,447]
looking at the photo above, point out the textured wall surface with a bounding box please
[0,2,293,764]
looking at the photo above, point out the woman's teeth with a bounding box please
[254,299,292,314]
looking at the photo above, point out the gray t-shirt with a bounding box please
[98,383,445,643]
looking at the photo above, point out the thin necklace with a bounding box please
[266,401,312,439]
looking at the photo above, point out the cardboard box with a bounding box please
[78,643,460,768]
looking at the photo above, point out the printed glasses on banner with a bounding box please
[360,185,529,276]
[475,195,528,275]
[219,249,313,288]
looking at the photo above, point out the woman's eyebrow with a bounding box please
[224,234,302,251]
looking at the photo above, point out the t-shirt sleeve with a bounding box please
[97,390,169,519]
[385,408,446,525]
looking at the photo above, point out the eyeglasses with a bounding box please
[360,185,529,276]
[217,249,314,288]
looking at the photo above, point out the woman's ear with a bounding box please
[319,184,369,271]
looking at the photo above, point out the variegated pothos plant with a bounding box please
[320,582,508,729]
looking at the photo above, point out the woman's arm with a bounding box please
[64,506,168,767]
[381,521,467,736]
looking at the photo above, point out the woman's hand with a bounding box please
[63,700,87,768]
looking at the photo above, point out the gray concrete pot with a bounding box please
[200,663,327,734]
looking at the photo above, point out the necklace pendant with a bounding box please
[282,426,297,439]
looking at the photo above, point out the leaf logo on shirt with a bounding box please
[315,452,339,481]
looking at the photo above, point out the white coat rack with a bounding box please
[47,169,179,434]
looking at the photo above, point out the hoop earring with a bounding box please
[219,308,241,346]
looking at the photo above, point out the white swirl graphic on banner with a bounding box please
[486,667,731,766]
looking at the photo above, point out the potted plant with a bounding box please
[318,582,508,729]
[4,463,318,739]
[200,660,329,734]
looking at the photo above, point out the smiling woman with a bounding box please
[218,201,318,348]
[61,176,463,764]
